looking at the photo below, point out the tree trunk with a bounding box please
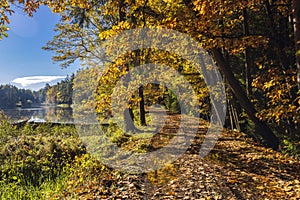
[264,0,289,69]
[139,86,147,126]
[243,7,252,96]
[132,49,147,127]
[293,0,300,88]
[124,107,136,132]
[118,0,138,132]
[211,48,279,150]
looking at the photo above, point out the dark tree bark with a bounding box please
[264,0,289,69]
[293,0,300,88]
[134,49,147,127]
[243,7,252,96]
[211,48,279,150]
[139,86,147,126]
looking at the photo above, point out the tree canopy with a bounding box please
[1,0,300,151]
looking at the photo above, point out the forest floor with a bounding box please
[59,113,300,200]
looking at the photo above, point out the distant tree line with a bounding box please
[45,75,74,105]
[0,85,40,108]
[0,76,74,109]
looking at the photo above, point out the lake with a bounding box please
[2,106,73,123]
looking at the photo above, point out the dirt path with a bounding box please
[58,114,300,199]
[139,114,300,199]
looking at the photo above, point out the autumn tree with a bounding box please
[2,0,300,151]
[45,76,73,105]
[99,0,281,148]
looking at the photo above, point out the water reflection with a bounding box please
[2,106,73,123]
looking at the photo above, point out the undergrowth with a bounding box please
[0,117,86,199]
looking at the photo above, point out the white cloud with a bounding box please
[12,76,66,87]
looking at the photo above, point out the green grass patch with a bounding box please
[0,117,86,199]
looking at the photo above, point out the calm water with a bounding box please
[2,106,73,123]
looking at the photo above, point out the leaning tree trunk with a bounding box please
[211,48,279,150]
[293,0,300,88]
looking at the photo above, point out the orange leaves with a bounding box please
[100,21,132,40]
[0,0,14,40]
[216,35,268,55]
[147,163,179,186]
[47,0,92,13]
[192,0,206,15]
[254,67,300,125]
[68,0,90,9]
[161,17,178,29]
[22,0,40,16]
[183,0,265,51]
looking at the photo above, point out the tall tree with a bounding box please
[293,0,300,88]
[211,48,279,148]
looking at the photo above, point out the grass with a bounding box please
[0,173,67,200]
[0,115,86,199]
[0,111,151,199]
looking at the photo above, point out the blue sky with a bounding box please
[0,6,80,91]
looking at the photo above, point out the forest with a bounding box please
[0,84,41,108]
[0,0,300,199]
[0,76,73,109]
